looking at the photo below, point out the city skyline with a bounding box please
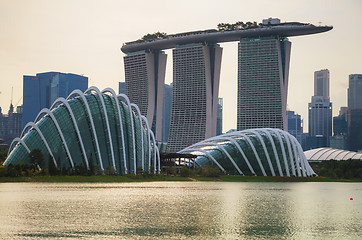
[0,0,361,132]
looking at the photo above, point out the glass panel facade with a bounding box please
[4,87,159,175]
[181,128,315,177]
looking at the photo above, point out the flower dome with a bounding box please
[4,87,160,174]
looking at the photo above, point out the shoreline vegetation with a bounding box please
[0,175,361,183]
[1,149,361,183]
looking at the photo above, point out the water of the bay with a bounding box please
[0,182,361,239]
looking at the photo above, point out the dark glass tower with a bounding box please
[22,72,88,127]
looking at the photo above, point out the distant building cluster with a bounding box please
[0,72,88,146]
[303,71,362,152]
[0,105,23,146]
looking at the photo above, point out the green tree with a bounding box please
[48,154,59,176]
[29,149,44,170]
[0,148,8,165]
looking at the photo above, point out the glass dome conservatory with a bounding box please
[179,128,315,177]
[4,87,160,174]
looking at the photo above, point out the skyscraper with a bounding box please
[237,36,291,131]
[217,98,223,135]
[124,51,167,141]
[329,107,348,150]
[347,109,362,152]
[167,43,222,152]
[287,111,303,145]
[308,69,332,148]
[22,72,88,127]
[162,83,173,142]
[118,82,126,94]
[347,74,362,151]
[348,74,362,109]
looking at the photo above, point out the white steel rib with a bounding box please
[237,133,267,176]
[86,87,116,170]
[149,130,158,174]
[267,128,290,176]
[258,129,283,176]
[275,129,296,176]
[131,103,145,171]
[50,98,89,170]
[289,136,302,177]
[245,129,276,176]
[21,122,58,168]
[155,145,161,174]
[185,142,243,175]
[102,88,128,174]
[67,90,104,170]
[180,148,226,173]
[292,137,310,176]
[245,130,275,176]
[117,94,137,174]
[141,116,152,172]
[7,138,31,156]
[212,136,256,175]
[35,109,75,169]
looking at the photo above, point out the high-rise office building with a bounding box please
[347,74,362,151]
[314,69,330,98]
[22,72,88,127]
[287,111,303,145]
[308,69,332,148]
[237,37,291,131]
[217,98,223,135]
[167,43,222,152]
[348,74,362,109]
[124,51,167,141]
[330,107,348,150]
[162,84,173,142]
[119,82,126,94]
[347,109,362,152]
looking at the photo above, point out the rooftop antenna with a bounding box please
[11,87,13,105]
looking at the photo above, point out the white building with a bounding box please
[167,43,222,152]
[237,37,291,131]
[124,51,167,141]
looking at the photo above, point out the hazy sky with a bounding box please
[0,0,361,132]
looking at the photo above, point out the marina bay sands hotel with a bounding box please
[121,18,332,152]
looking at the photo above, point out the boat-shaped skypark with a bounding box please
[121,22,332,53]
[120,18,332,152]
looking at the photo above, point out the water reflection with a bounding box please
[0,182,361,239]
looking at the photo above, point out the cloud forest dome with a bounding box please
[4,87,160,174]
[179,128,315,177]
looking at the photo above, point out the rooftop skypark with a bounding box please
[121,19,332,53]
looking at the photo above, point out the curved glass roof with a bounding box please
[179,128,315,177]
[304,148,362,161]
[4,87,160,174]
